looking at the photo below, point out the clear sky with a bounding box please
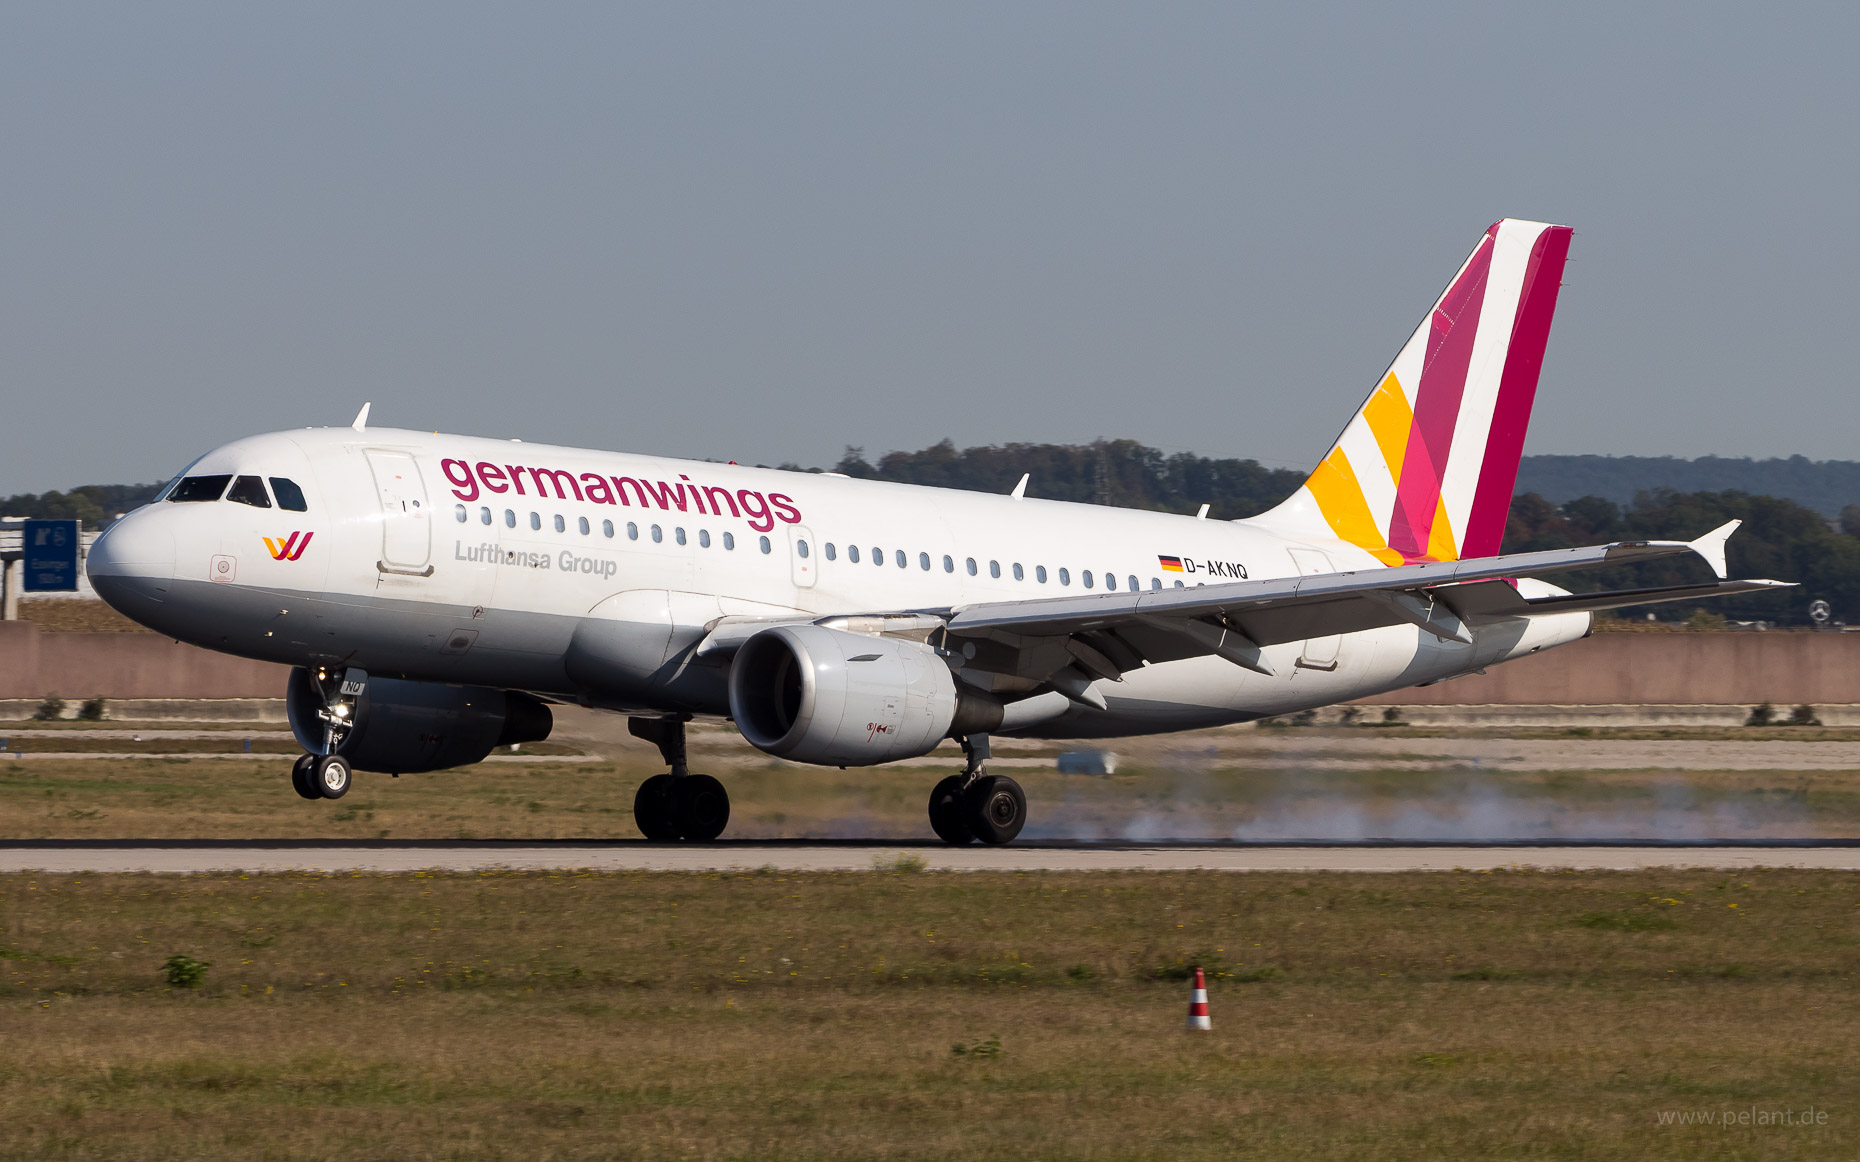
[3,3,1855,494]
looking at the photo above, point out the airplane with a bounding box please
[86,219,1787,845]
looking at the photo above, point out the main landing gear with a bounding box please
[630,716,731,842]
[928,733,1027,846]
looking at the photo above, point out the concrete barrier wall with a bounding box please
[0,622,289,701]
[1349,632,1860,706]
[3,620,1858,708]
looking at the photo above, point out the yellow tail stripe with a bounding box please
[1361,372,1413,484]
[1425,493,1459,562]
[1306,448,1404,566]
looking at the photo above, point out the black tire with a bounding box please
[314,754,352,800]
[963,775,1026,845]
[928,775,975,845]
[671,774,731,842]
[290,755,321,801]
[633,773,683,841]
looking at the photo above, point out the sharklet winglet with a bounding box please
[351,402,371,432]
[1687,520,1740,580]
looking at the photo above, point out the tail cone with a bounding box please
[1186,966,1211,1031]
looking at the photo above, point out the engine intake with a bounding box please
[729,625,996,766]
[287,667,553,774]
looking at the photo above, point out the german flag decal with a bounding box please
[1158,555,1184,572]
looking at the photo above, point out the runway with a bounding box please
[4,840,1859,874]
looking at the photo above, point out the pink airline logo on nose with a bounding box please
[262,532,314,562]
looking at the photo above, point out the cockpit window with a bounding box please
[169,475,233,503]
[226,475,272,508]
[269,477,308,512]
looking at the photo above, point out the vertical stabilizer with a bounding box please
[1259,219,1573,564]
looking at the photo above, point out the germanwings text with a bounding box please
[441,458,802,533]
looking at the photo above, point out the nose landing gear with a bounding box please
[290,753,353,800]
[629,716,731,842]
[928,734,1026,846]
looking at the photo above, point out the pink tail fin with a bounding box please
[1259,219,1573,563]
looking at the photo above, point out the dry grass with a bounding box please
[1,868,1856,1160]
[16,600,152,633]
[6,752,1860,842]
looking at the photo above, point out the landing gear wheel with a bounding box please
[290,755,321,801]
[963,775,1026,845]
[928,775,976,845]
[633,773,683,841]
[313,754,352,800]
[671,774,730,842]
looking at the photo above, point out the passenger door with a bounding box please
[365,450,433,575]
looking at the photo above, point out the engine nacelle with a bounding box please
[729,625,993,766]
[287,667,553,774]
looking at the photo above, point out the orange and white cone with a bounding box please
[1185,966,1211,1031]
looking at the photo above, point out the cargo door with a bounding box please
[1286,547,1341,671]
[366,450,433,575]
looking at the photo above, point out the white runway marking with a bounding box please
[3,844,1857,874]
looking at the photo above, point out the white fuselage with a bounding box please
[87,426,1591,742]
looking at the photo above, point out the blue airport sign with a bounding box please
[22,519,80,592]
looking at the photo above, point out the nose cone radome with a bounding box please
[86,508,176,627]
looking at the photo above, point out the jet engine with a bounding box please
[286,667,553,774]
[728,625,998,766]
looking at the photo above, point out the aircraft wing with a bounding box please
[935,524,1790,687]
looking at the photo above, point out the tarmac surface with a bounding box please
[4,840,1859,874]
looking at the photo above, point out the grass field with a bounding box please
[2,867,1856,1160]
[5,750,1860,842]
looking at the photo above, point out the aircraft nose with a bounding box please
[87,508,176,623]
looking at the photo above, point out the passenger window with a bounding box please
[966,558,977,576]
[1012,563,1024,581]
[942,555,953,573]
[455,504,467,523]
[825,543,836,560]
[759,535,771,554]
[578,516,590,535]
[169,475,233,503]
[530,512,541,531]
[1083,570,1093,589]
[1036,565,1047,583]
[989,560,1001,579]
[602,519,614,538]
[798,539,810,558]
[1128,575,1139,592]
[1173,579,1184,588]
[553,514,566,533]
[920,552,931,571]
[268,477,307,511]
[504,509,516,528]
[1059,567,1070,586]
[627,522,639,540]
[895,549,906,568]
[651,525,663,543]
[723,531,735,550]
[224,474,269,505]
[849,546,861,564]
[480,507,492,526]
[872,547,883,566]
[1151,578,1161,590]
[675,527,687,546]
[700,529,711,548]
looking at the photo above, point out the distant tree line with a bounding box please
[0,483,165,529]
[1516,454,1860,519]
